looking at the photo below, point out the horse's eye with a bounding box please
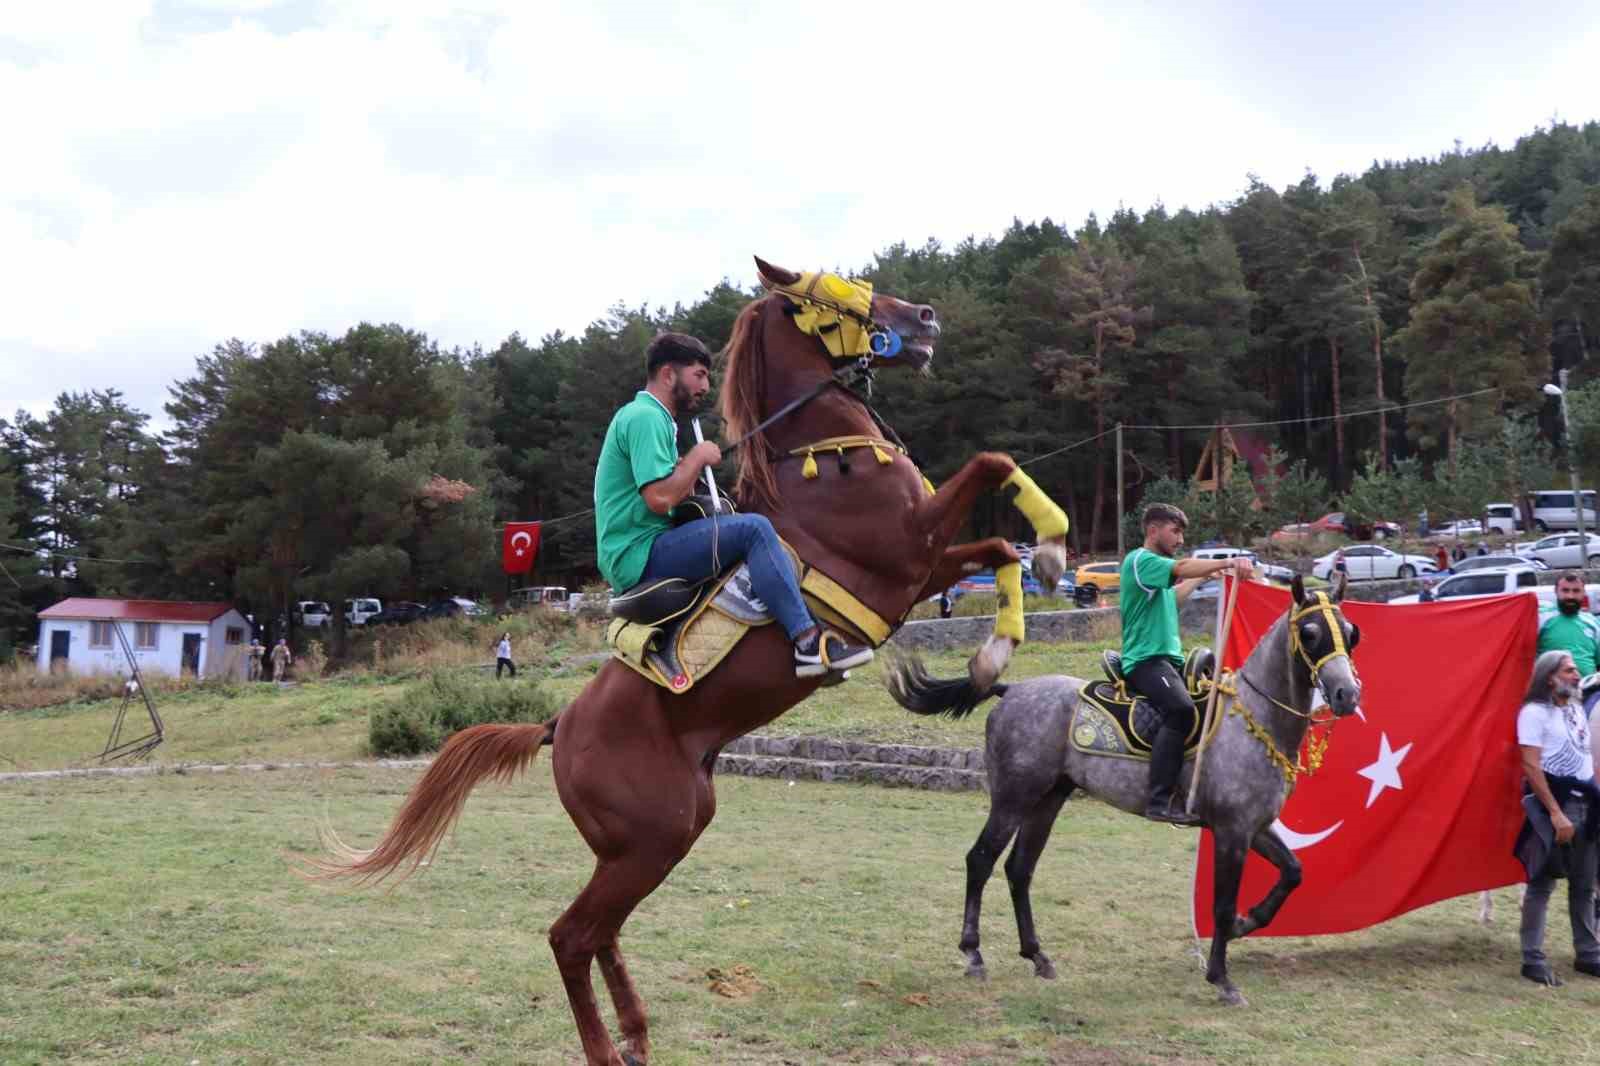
[1347,624,1361,649]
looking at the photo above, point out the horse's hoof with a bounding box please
[1033,541,1067,588]
[620,1053,644,1066]
[1031,953,1058,980]
[963,950,988,980]
[1217,986,1248,1007]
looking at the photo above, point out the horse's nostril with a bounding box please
[919,306,936,324]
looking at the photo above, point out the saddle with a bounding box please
[605,528,878,693]
[1069,647,1216,762]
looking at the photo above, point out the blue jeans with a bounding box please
[640,514,814,640]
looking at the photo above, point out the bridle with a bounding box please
[1238,591,1358,723]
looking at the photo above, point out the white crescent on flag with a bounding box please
[1270,818,1344,851]
[511,530,532,553]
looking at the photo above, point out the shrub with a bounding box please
[368,670,560,757]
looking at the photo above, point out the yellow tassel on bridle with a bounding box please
[801,448,818,479]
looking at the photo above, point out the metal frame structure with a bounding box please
[98,619,165,762]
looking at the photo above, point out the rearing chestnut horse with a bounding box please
[313,257,1070,1066]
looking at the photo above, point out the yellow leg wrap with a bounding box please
[1002,467,1069,538]
[995,562,1025,642]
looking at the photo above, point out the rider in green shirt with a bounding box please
[593,332,873,678]
[1121,503,1253,826]
[1538,571,1600,677]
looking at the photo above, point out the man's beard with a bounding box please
[1555,680,1579,701]
[672,381,702,413]
[1559,598,1582,615]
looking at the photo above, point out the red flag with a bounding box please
[502,522,541,575]
[1192,579,1537,937]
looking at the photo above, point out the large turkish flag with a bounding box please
[502,521,541,575]
[1191,578,1537,937]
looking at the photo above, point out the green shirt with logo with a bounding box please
[1537,606,1600,676]
[593,392,678,590]
[1120,547,1181,672]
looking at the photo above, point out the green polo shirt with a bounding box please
[1120,547,1181,672]
[593,392,677,590]
[1537,606,1600,676]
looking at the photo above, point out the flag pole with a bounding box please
[1187,571,1242,815]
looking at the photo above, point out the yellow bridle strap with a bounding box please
[1289,592,1349,680]
[790,435,905,479]
[1001,467,1069,538]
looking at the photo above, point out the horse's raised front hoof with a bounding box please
[963,949,988,980]
[1033,540,1067,589]
[969,635,1015,692]
[1030,952,1058,980]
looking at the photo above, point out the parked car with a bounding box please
[1515,532,1600,570]
[950,565,1070,601]
[419,597,488,620]
[1311,544,1438,581]
[1389,566,1541,605]
[1527,490,1599,532]
[1450,553,1549,575]
[369,601,425,626]
[344,597,383,626]
[1273,512,1400,542]
[1188,545,1295,583]
[1432,519,1483,538]
[1074,561,1121,591]
[1483,503,1524,535]
[294,600,331,628]
[509,585,571,611]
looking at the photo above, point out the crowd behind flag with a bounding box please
[1192,578,1536,937]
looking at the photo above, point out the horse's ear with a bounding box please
[1291,573,1307,605]
[754,256,802,289]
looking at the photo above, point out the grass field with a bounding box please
[2,764,1593,1066]
[0,640,1147,773]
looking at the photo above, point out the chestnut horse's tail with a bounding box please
[882,651,1007,720]
[308,722,551,885]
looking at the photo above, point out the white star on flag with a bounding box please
[1357,732,1412,808]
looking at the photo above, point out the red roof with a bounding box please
[39,598,237,623]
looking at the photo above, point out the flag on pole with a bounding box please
[1192,579,1537,937]
[502,522,541,575]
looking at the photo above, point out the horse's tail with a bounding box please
[882,650,1007,720]
[305,721,551,885]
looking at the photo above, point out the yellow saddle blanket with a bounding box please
[606,545,888,694]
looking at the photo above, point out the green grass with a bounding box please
[1,766,1592,1065]
[1,639,1170,771]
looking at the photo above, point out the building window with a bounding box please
[225,627,244,645]
[135,622,158,650]
[90,621,113,648]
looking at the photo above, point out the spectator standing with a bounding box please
[1515,650,1600,985]
[269,639,292,682]
[496,632,517,679]
[1538,572,1600,676]
[938,589,954,619]
[1434,544,1450,572]
[1333,549,1348,579]
[247,638,265,681]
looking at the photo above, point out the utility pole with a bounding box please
[1115,423,1125,559]
[1546,367,1587,551]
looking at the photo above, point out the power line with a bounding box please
[0,542,159,565]
[1121,386,1501,432]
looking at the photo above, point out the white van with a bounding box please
[1483,503,1523,535]
[294,600,331,628]
[344,598,383,625]
[1527,490,1598,532]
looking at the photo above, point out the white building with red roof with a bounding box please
[36,598,252,680]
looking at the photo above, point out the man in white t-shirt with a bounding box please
[1516,650,1600,985]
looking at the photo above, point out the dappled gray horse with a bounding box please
[884,575,1361,1006]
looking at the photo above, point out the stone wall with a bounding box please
[890,596,1219,653]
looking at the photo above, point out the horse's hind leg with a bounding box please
[1004,781,1073,979]
[961,803,1025,980]
[1232,825,1302,938]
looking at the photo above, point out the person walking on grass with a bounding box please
[496,632,517,679]
[269,638,291,682]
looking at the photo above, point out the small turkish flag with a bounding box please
[1192,579,1536,937]
[502,522,541,575]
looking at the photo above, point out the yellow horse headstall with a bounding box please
[1288,591,1357,682]
[762,270,902,360]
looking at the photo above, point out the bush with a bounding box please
[368,669,560,757]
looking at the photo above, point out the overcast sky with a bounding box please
[3,0,1596,425]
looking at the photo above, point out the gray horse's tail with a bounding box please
[882,651,1006,719]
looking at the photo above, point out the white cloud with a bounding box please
[1,0,1595,422]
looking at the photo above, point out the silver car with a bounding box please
[1517,532,1600,570]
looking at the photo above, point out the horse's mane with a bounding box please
[719,296,782,511]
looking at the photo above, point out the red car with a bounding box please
[1272,512,1401,542]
